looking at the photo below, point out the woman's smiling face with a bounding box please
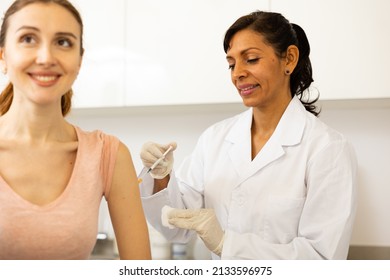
[0,2,82,108]
[226,28,291,109]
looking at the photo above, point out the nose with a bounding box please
[35,44,56,66]
[231,62,247,81]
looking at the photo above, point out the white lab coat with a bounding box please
[140,96,357,259]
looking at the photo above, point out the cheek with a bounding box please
[65,58,82,75]
[4,51,33,71]
[252,69,268,85]
[3,58,22,76]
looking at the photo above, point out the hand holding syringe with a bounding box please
[147,145,173,173]
[139,144,175,183]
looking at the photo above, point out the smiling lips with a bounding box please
[238,84,259,96]
[30,74,60,86]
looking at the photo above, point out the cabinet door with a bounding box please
[71,0,126,108]
[124,0,268,106]
[271,0,390,100]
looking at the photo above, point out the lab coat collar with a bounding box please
[226,96,307,183]
[271,96,306,147]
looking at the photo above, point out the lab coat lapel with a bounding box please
[226,109,253,177]
[248,138,285,178]
[227,97,306,186]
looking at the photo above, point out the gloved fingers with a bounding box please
[167,142,177,151]
[141,157,156,167]
[149,169,171,179]
[149,165,166,173]
[163,207,224,256]
[168,216,197,230]
[161,206,199,230]
[140,142,163,166]
[154,159,170,168]
[161,142,176,163]
[161,141,177,152]
[166,208,202,230]
[140,142,176,162]
[153,142,177,158]
[168,208,203,219]
[149,159,173,179]
[140,141,176,168]
[149,142,176,179]
[145,142,166,157]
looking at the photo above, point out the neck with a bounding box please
[251,95,292,137]
[0,105,72,144]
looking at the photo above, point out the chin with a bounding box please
[241,98,258,108]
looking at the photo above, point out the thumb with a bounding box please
[165,142,177,152]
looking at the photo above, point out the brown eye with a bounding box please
[57,38,73,48]
[20,35,35,44]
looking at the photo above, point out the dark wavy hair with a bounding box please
[223,11,320,116]
[0,0,84,116]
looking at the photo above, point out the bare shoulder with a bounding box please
[111,141,137,189]
[115,141,133,166]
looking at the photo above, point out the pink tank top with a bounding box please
[0,126,119,259]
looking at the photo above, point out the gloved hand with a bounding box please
[140,142,177,179]
[166,207,224,256]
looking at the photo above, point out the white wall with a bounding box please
[67,99,390,248]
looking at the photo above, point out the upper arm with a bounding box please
[107,142,151,259]
[302,139,357,258]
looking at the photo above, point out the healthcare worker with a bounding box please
[139,11,357,259]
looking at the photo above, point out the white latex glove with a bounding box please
[140,141,177,179]
[167,208,224,256]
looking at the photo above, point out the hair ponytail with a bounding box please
[0,83,13,116]
[290,23,319,116]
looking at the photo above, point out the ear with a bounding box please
[0,48,6,74]
[284,45,299,74]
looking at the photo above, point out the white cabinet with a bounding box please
[271,0,390,100]
[71,0,126,108]
[2,1,387,107]
[124,0,267,106]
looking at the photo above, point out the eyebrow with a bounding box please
[16,25,78,40]
[226,47,262,60]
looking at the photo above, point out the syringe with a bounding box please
[147,145,173,173]
[138,145,174,184]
